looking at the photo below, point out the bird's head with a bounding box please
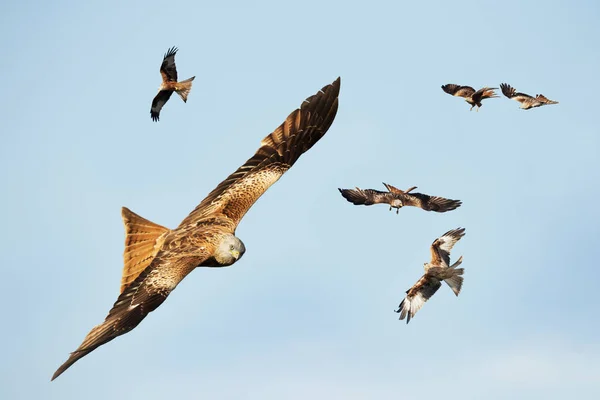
[390,199,403,209]
[215,234,246,266]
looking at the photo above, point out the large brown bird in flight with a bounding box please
[338,183,461,214]
[150,47,195,121]
[395,228,465,323]
[52,78,341,380]
[441,84,498,111]
[500,83,558,110]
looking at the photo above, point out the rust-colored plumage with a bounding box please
[52,78,341,380]
[395,228,466,323]
[338,183,461,214]
[441,84,499,111]
[500,83,558,110]
[150,47,195,122]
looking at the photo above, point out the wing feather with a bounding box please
[395,275,442,323]
[430,227,465,267]
[338,187,393,206]
[177,78,341,229]
[442,84,475,98]
[398,192,462,212]
[500,83,534,102]
[51,254,206,381]
[150,90,173,121]
[160,46,178,82]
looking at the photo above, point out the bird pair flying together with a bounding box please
[338,183,465,323]
[442,83,558,111]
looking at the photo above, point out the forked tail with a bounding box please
[444,256,464,296]
[176,76,195,102]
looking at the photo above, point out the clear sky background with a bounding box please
[1,0,599,399]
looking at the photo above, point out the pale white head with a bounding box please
[390,199,403,208]
[215,234,246,266]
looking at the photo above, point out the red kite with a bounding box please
[396,228,465,323]
[150,47,195,121]
[441,84,498,111]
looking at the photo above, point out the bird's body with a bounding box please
[441,84,499,111]
[338,183,461,214]
[395,228,466,323]
[150,47,195,121]
[500,83,558,110]
[52,77,341,380]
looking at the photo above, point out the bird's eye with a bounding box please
[230,245,234,250]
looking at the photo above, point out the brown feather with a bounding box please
[382,182,405,194]
[178,78,341,229]
[396,276,442,323]
[120,207,169,293]
[51,254,205,381]
[338,187,393,206]
[500,83,558,109]
[339,183,461,213]
[160,46,178,82]
[441,84,475,98]
[430,228,466,267]
[53,78,342,381]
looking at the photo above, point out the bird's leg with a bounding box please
[389,205,392,212]
[396,207,400,214]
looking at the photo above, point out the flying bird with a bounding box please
[395,228,466,323]
[52,77,341,380]
[150,47,195,121]
[338,183,461,214]
[500,83,559,110]
[441,84,498,111]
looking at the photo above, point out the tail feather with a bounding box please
[175,76,195,102]
[444,256,464,296]
[536,94,558,105]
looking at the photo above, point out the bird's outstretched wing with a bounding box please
[430,227,466,267]
[338,187,393,206]
[396,275,442,323]
[441,84,475,98]
[396,192,462,212]
[51,252,207,381]
[500,83,533,102]
[160,46,178,82]
[178,78,341,229]
[150,90,174,121]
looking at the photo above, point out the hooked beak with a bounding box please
[230,249,240,260]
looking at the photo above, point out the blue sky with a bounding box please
[1,0,599,398]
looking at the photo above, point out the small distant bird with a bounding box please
[51,78,341,380]
[500,83,558,110]
[395,228,465,323]
[338,183,461,214]
[150,47,195,121]
[441,84,499,111]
